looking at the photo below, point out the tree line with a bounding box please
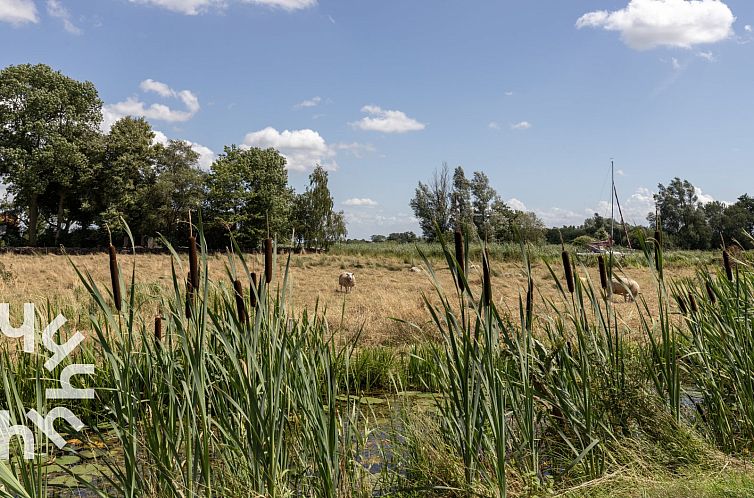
[0,64,345,249]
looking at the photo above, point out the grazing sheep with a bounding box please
[409,266,422,273]
[339,272,355,293]
[611,276,640,302]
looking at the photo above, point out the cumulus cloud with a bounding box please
[46,0,80,34]
[294,96,322,109]
[152,130,216,171]
[488,121,501,130]
[351,105,426,133]
[507,198,527,211]
[0,0,38,25]
[102,79,200,131]
[671,57,682,70]
[505,91,514,96]
[244,0,317,11]
[511,121,531,130]
[243,127,336,172]
[576,0,735,50]
[746,24,752,32]
[697,50,715,61]
[343,198,378,207]
[333,142,375,159]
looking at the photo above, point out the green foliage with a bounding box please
[292,165,346,248]
[205,145,293,248]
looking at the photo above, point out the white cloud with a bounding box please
[333,142,375,159]
[504,91,514,96]
[488,121,500,130]
[746,24,752,32]
[242,127,336,172]
[344,210,419,237]
[102,80,200,131]
[351,105,426,133]
[511,121,531,130]
[694,186,716,204]
[243,0,316,11]
[152,130,216,171]
[576,0,735,50]
[697,50,715,61]
[508,198,527,211]
[46,0,80,34]
[129,0,223,15]
[616,169,625,176]
[294,96,322,109]
[343,198,378,207]
[0,0,38,24]
[671,57,681,70]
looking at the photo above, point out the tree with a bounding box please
[292,165,345,248]
[650,178,711,249]
[205,146,293,248]
[510,210,546,244]
[450,166,475,235]
[153,140,207,242]
[410,163,452,240]
[0,64,102,245]
[470,171,497,240]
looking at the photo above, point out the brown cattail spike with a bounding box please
[453,230,465,278]
[264,238,273,284]
[108,244,122,312]
[676,296,688,315]
[688,292,698,314]
[154,315,162,342]
[723,249,733,282]
[234,279,248,325]
[482,249,492,307]
[562,251,574,294]
[597,255,608,290]
[705,281,717,304]
[189,235,199,290]
[250,272,258,308]
[525,278,534,330]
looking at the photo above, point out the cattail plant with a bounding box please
[250,272,258,308]
[185,272,193,319]
[234,279,248,325]
[453,230,465,291]
[482,248,492,307]
[189,234,199,290]
[265,238,273,284]
[676,295,688,315]
[654,229,663,276]
[154,315,162,342]
[688,292,698,314]
[598,255,608,290]
[705,280,717,304]
[723,249,733,282]
[108,243,122,312]
[525,278,534,330]
[562,250,574,294]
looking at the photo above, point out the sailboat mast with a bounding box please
[611,160,615,247]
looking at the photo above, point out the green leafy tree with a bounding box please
[450,166,475,236]
[0,63,102,245]
[153,140,207,242]
[292,166,344,248]
[410,163,452,240]
[649,178,711,249]
[470,171,497,240]
[205,146,292,248]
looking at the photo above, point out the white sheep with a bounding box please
[409,266,422,273]
[611,276,640,302]
[339,272,355,293]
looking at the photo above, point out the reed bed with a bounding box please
[0,226,752,497]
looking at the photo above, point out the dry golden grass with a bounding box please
[0,251,697,346]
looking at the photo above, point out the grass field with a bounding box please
[0,239,752,497]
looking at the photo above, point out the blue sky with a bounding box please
[1,0,752,239]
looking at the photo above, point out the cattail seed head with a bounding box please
[525,278,534,329]
[154,315,162,342]
[654,230,662,274]
[676,295,688,315]
[454,230,465,273]
[562,251,574,294]
[723,249,733,282]
[688,292,698,314]
[264,238,273,284]
[108,244,122,312]
[234,279,248,325]
[597,255,608,290]
[250,272,258,308]
[482,249,492,307]
[705,281,717,304]
[188,235,199,290]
